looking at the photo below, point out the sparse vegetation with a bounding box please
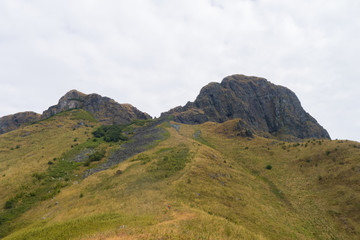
[88,150,106,162]
[1,111,360,239]
[148,144,190,179]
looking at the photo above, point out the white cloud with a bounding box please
[0,0,359,141]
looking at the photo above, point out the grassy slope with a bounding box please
[1,116,360,239]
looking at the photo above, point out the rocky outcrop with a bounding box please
[42,90,151,124]
[162,74,330,140]
[0,112,41,134]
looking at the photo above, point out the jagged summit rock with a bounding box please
[0,111,41,134]
[162,74,330,140]
[42,90,151,124]
[0,75,330,139]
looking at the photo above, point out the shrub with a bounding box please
[4,200,14,209]
[92,125,128,142]
[88,150,106,162]
[265,165,272,170]
[32,172,46,181]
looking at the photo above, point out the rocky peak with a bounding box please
[42,90,151,124]
[0,111,41,134]
[162,74,330,140]
[45,89,87,114]
[57,89,86,109]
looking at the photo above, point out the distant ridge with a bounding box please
[0,75,330,139]
[161,74,330,140]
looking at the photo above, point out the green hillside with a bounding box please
[1,109,360,239]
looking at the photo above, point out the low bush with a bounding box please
[4,200,14,209]
[88,150,106,162]
[92,125,128,142]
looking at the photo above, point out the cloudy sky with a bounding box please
[0,0,359,141]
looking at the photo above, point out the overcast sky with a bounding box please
[0,0,359,142]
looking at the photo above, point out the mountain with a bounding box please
[2,74,360,239]
[42,89,151,124]
[0,112,41,134]
[0,90,151,135]
[162,74,330,140]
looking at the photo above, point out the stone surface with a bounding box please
[0,111,41,134]
[162,74,330,139]
[42,90,151,124]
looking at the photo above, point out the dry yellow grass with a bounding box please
[0,110,98,206]
[2,116,360,239]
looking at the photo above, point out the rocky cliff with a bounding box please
[0,112,41,134]
[162,74,330,140]
[42,90,151,124]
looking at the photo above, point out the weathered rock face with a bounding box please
[0,112,41,134]
[42,90,151,124]
[162,74,330,140]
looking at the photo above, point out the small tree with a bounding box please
[4,200,14,209]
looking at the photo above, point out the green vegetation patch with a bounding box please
[84,150,106,167]
[44,109,97,123]
[0,158,82,237]
[69,109,97,122]
[131,119,154,127]
[88,150,106,162]
[131,153,151,165]
[193,130,214,148]
[0,140,101,237]
[148,144,190,179]
[92,125,128,142]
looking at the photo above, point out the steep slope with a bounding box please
[1,116,360,239]
[0,110,100,237]
[0,112,41,134]
[42,90,151,124]
[2,76,358,239]
[162,74,330,140]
